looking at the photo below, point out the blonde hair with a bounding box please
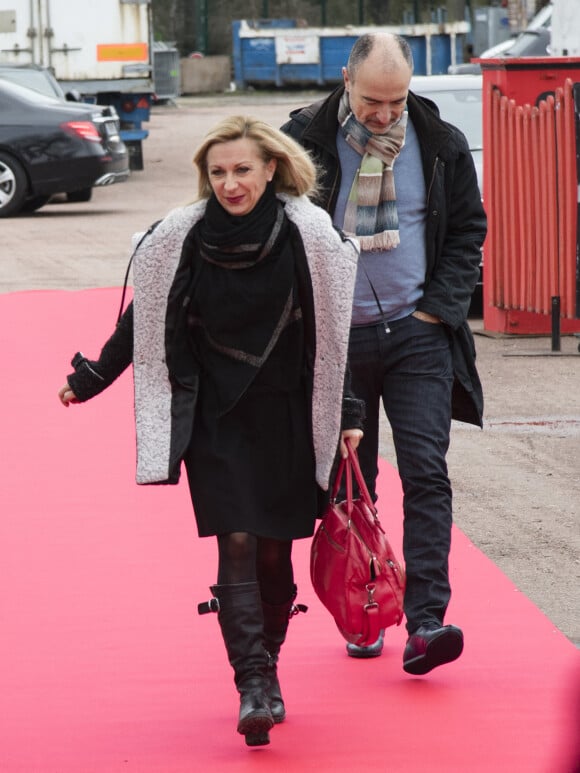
[193,115,318,199]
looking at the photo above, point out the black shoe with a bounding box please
[346,629,385,659]
[403,624,464,675]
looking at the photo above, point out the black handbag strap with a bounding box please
[116,219,162,324]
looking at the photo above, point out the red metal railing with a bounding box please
[486,78,578,319]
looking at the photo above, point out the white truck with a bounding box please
[0,0,154,168]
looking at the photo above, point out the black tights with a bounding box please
[217,532,294,605]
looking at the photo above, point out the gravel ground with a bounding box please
[2,92,578,646]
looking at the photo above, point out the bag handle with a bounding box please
[330,439,376,515]
[346,439,376,513]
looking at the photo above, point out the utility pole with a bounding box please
[194,0,208,55]
[413,0,420,23]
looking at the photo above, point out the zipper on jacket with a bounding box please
[426,156,440,206]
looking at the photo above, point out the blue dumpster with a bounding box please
[232,20,470,88]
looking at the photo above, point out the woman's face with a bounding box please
[206,137,277,216]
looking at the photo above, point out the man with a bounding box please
[282,32,486,674]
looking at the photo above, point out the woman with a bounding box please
[58,116,363,747]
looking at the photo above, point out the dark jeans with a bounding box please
[347,315,455,634]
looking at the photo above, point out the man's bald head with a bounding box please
[346,33,414,83]
[342,33,413,134]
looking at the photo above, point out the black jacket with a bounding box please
[281,86,487,426]
[66,196,365,488]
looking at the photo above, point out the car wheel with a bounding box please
[21,195,51,213]
[0,151,28,218]
[66,188,92,203]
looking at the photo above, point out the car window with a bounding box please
[422,90,482,150]
[0,69,63,99]
[0,78,65,106]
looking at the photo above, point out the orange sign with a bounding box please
[97,43,148,62]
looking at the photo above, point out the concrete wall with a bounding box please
[180,56,231,94]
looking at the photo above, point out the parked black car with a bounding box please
[0,62,67,100]
[0,79,129,217]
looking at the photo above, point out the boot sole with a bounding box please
[245,730,270,746]
[237,711,274,737]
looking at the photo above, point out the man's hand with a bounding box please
[412,310,441,324]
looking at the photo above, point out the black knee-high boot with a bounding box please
[262,585,307,724]
[202,582,274,745]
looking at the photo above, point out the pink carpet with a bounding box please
[1,288,578,773]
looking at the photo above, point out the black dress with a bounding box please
[183,282,318,540]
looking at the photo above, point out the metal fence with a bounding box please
[486,78,579,322]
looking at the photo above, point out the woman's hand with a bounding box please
[58,382,78,407]
[340,428,363,459]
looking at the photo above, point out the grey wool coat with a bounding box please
[131,193,360,490]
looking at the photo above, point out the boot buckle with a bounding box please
[289,602,308,618]
[197,597,220,615]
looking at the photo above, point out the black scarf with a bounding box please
[187,183,299,414]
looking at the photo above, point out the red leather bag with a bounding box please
[310,442,406,647]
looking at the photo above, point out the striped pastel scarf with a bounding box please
[338,91,408,252]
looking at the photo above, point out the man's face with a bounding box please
[343,57,411,135]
